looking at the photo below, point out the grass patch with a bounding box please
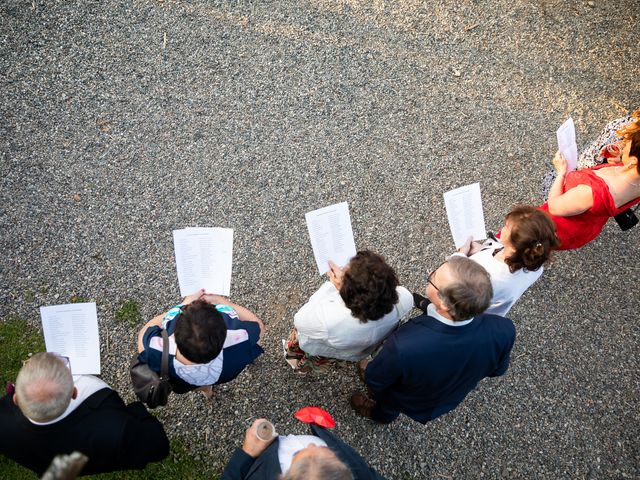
[0,440,219,479]
[115,300,142,327]
[0,317,45,386]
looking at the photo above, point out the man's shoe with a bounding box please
[350,392,375,418]
[412,292,430,312]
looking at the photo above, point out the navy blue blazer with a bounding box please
[0,388,169,476]
[221,424,386,480]
[366,312,516,423]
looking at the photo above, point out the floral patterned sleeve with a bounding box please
[576,114,632,170]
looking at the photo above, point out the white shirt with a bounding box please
[427,303,473,326]
[277,434,328,473]
[29,375,109,425]
[294,282,413,361]
[467,241,543,316]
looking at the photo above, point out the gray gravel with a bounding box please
[1,0,639,478]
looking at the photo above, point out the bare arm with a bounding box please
[547,151,594,216]
[137,313,164,353]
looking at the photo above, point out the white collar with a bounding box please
[427,303,473,326]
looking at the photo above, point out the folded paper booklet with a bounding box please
[282,339,300,370]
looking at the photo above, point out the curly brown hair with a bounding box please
[617,109,640,173]
[504,206,560,273]
[339,250,400,323]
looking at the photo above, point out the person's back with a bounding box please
[369,311,515,421]
[352,256,516,424]
[0,353,169,476]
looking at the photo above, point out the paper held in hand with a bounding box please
[40,303,101,375]
[305,202,357,275]
[557,117,578,172]
[173,227,233,297]
[443,182,487,248]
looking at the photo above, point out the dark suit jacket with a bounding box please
[366,312,516,423]
[0,387,169,476]
[221,424,386,480]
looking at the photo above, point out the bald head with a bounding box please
[15,353,74,422]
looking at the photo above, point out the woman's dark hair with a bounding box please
[617,109,640,173]
[504,206,560,273]
[339,250,399,323]
[174,299,227,364]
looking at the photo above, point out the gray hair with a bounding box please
[280,450,353,480]
[15,352,74,422]
[439,256,493,321]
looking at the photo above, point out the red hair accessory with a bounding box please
[293,407,336,428]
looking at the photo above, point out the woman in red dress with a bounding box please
[540,110,640,250]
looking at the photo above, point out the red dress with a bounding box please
[540,163,640,250]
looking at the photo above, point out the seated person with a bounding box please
[352,256,516,425]
[287,250,413,373]
[414,205,559,316]
[221,418,385,479]
[137,290,264,398]
[0,352,169,476]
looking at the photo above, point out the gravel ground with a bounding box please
[1,1,639,478]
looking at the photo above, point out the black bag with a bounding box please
[130,329,172,408]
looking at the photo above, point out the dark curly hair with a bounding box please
[504,205,560,273]
[174,299,227,364]
[339,250,399,323]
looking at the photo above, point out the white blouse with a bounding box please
[294,282,413,361]
[468,241,544,317]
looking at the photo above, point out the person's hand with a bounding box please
[457,236,474,256]
[182,289,205,305]
[552,150,568,177]
[242,419,276,458]
[327,261,345,290]
[201,293,228,305]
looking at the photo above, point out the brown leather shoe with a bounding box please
[350,392,375,418]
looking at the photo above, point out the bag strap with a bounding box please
[160,329,170,381]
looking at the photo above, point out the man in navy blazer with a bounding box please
[222,418,386,480]
[351,256,516,424]
[0,352,169,476]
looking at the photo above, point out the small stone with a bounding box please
[587,1,594,6]
[73,194,81,202]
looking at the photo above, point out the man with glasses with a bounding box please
[350,256,516,424]
[0,352,169,476]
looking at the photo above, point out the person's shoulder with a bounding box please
[477,313,516,336]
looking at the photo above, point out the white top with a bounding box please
[294,282,413,361]
[277,434,328,473]
[427,303,473,326]
[29,375,109,425]
[467,241,544,316]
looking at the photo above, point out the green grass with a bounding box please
[115,300,142,327]
[69,295,89,303]
[0,440,219,479]
[0,317,45,386]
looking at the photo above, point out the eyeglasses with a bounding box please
[427,267,440,293]
[427,266,442,292]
